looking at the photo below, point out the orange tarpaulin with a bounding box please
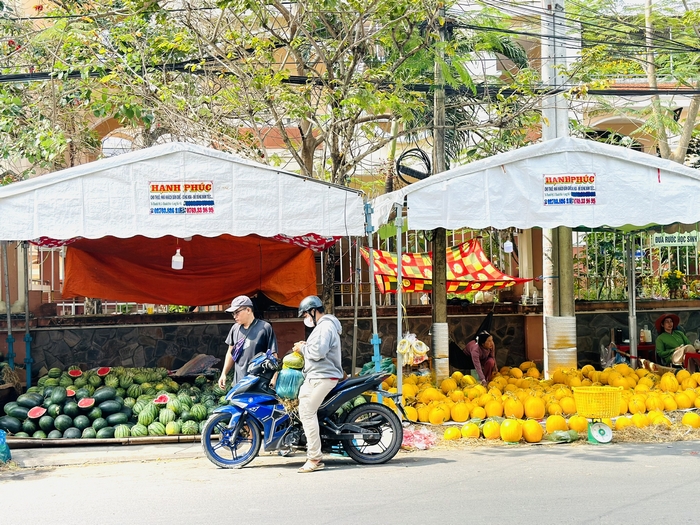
[361,238,531,294]
[62,234,317,307]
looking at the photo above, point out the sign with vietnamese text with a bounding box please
[149,182,215,215]
[543,174,596,206]
[652,231,699,247]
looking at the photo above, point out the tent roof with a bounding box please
[0,142,365,240]
[372,137,700,231]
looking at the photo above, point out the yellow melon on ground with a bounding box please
[522,419,544,443]
[568,415,589,433]
[416,405,431,423]
[450,403,470,423]
[615,417,633,431]
[675,392,693,409]
[546,402,563,416]
[482,420,501,440]
[402,406,418,422]
[428,405,450,425]
[443,426,461,441]
[504,397,524,419]
[681,412,700,428]
[484,399,504,418]
[524,396,546,419]
[631,413,650,428]
[545,414,569,433]
[500,419,522,443]
[471,405,486,420]
[461,422,481,438]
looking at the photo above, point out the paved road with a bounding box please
[3,441,700,524]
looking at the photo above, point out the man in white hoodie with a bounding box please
[293,295,344,473]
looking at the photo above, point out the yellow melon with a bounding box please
[559,396,577,415]
[522,419,544,443]
[484,399,504,418]
[547,402,563,416]
[470,405,486,420]
[449,390,465,403]
[461,422,481,438]
[615,417,632,431]
[503,397,524,419]
[545,414,568,433]
[681,412,700,428]
[524,396,546,419]
[482,420,501,440]
[631,413,650,428]
[450,402,470,423]
[417,405,431,423]
[500,419,522,443]
[440,378,458,394]
[451,371,464,382]
[428,405,450,425]
[567,415,589,433]
[403,406,418,422]
[674,392,692,409]
[443,426,461,441]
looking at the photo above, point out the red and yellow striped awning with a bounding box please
[361,238,530,294]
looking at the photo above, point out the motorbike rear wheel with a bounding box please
[341,402,403,465]
[201,412,261,469]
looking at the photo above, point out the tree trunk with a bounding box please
[321,244,336,314]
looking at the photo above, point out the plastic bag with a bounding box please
[276,368,305,399]
[600,343,615,369]
[544,430,580,443]
[401,426,437,450]
[0,430,11,464]
[359,357,396,376]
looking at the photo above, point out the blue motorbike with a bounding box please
[201,351,403,469]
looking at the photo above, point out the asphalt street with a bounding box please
[3,441,700,525]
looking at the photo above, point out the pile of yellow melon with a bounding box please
[385,361,700,444]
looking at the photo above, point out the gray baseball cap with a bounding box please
[225,295,253,312]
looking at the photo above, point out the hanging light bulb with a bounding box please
[503,240,513,253]
[171,248,184,270]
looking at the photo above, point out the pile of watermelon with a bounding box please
[0,365,232,439]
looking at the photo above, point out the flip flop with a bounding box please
[298,461,325,473]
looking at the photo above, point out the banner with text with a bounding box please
[149,182,215,215]
[652,231,699,247]
[543,173,596,206]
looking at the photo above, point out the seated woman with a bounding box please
[464,330,496,386]
[655,313,695,366]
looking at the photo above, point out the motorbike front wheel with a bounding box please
[341,402,403,465]
[201,412,261,469]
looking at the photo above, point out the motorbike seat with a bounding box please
[328,375,374,396]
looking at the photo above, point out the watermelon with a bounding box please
[123,397,137,409]
[126,384,143,399]
[181,420,198,435]
[137,410,155,427]
[153,394,170,406]
[22,419,37,434]
[165,421,181,436]
[47,404,62,418]
[47,430,63,438]
[73,415,91,430]
[67,369,83,378]
[51,387,68,405]
[54,414,73,432]
[114,424,131,439]
[17,393,43,408]
[74,388,90,401]
[47,367,62,379]
[190,404,208,421]
[147,421,166,436]
[98,400,122,415]
[96,367,111,377]
[3,402,18,416]
[73,376,88,389]
[179,410,193,422]
[27,406,47,420]
[93,386,117,404]
[7,405,29,421]
[33,430,47,439]
[62,427,82,439]
[106,412,129,426]
[13,432,30,438]
[158,408,176,425]
[166,398,182,415]
[77,398,95,410]
[87,375,103,388]
[39,415,55,433]
[96,426,115,439]
[87,407,102,421]
[130,423,148,437]
[63,402,80,418]
[81,427,97,439]
[92,418,108,431]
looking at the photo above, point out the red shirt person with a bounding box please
[464,331,496,386]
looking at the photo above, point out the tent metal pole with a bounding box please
[627,234,638,368]
[395,203,403,397]
[1,241,15,369]
[364,203,382,375]
[351,238,361,377]
[23,242,33,387]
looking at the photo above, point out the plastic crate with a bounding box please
[572,386,622,419]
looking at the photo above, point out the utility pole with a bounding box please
[432,5,449,382]
[541,0,575,377]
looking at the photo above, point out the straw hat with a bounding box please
[655,313,680,334]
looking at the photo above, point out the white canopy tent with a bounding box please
[0,142,365,240]
[372,136,700,374]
